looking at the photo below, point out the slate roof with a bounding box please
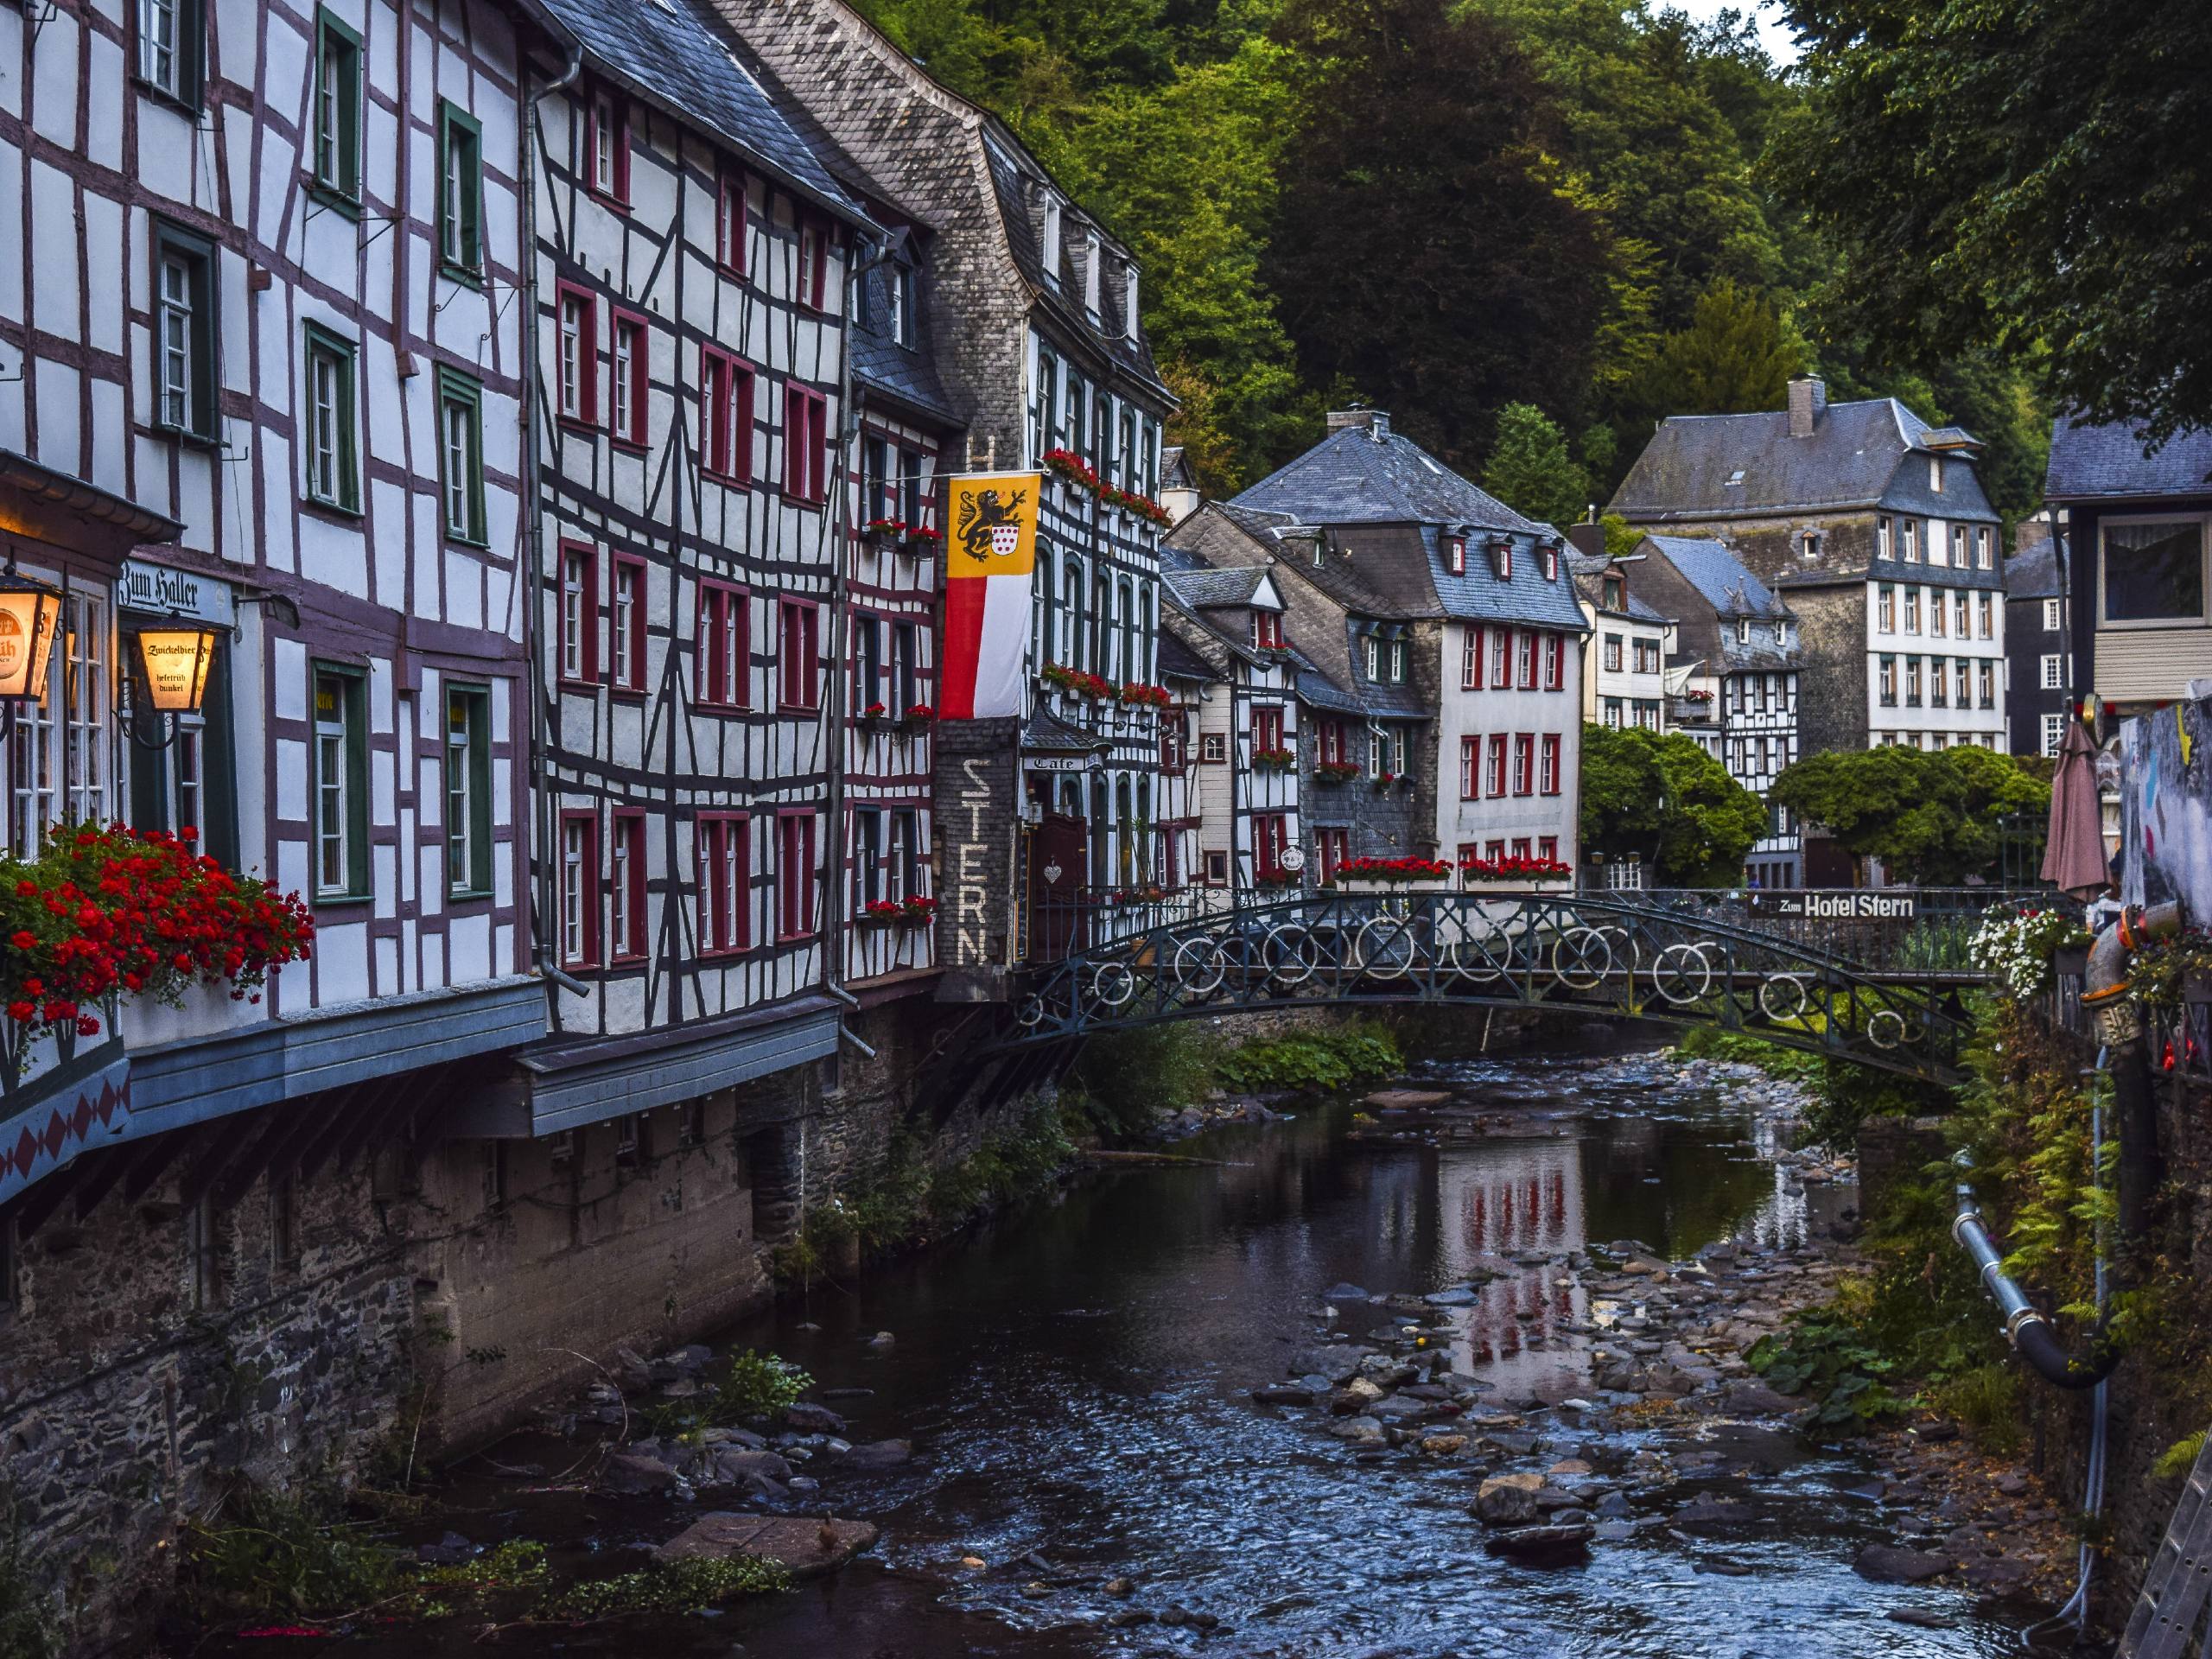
[1021,703,1109,753]
[981,130,1168,398]
[1645,537,1790,621]
[2004,542,2062,601]
[1234,420,1543,534]
[1155,628,1217,683]
[1161,445,1195,492]
[1610,397,1999,524]
[1568,550,1670,625]
[1294,665,1366,716]
[539,0,861,221]
[2044,412,2212,501]
[1163,566,1267,610]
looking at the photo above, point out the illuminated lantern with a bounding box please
[135,626,219,714]
[0,578,62,704]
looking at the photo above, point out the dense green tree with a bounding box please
[1771,0,2212,444]
[1481,404,1589,527]
[1262,0,1612,469]
[1626,278,1803,421]
[1581,725,1769,887]
[1769,747,2050,885]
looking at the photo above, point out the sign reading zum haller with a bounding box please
[1764,891,1917,920]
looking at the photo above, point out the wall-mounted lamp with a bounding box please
[0,575,62,741]
[127,624,221,748]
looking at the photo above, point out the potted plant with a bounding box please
[859,700,889,725]
[1253,747,1296,772]
[901,524,942,557]
[900,702,936,726]
[862,517,906,550]
[898,893,938,925]
[860,899,905,925]
[1314,760,1361,786]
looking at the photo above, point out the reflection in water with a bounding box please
[703,1053,2024,1658]
[234,1055,2020,1659]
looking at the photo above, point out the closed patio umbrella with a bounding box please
[2041,715,2109,899]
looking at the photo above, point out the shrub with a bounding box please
[0,1493,60,1659]
[638,1350,811,1436]
[1214,1022,1402,1093]
[181,1489,400,1622]
[1068,1024,1217,1138]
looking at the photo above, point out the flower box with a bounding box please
[901,525,942,556]
[0,823,313,1084]
[861,518,907,550]
[899,895,938,925]
[1253,748,1295,772]
[1117,682,1173,709]
[859,900,905,925]
[1314,761,1362,785]
[1371,772,1398,791]
[900,703,936,726]
[1332,856,1453,883]
[1459,856,1574,884]
[1042,664,1114,701]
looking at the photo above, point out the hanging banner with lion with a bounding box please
[940,472,1040,719]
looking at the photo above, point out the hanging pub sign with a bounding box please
[136,627,219,713]
[0,577,63,702]
[940,472,1039,720]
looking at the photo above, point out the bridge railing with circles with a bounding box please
[1001,889,1989,1083]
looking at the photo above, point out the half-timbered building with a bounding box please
[518,0,873,1142]
[706,0,1177,985]
[1160,561,1301,899]
[0,0,573,1195]
[1632,534,1804,887]
[1231,410,1586,880]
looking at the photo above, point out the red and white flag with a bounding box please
[939,472,1039,719]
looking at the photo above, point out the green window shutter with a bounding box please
[343,671,370,897]
[200,642,240,871]
[469,690,493,894]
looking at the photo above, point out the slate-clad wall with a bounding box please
[1783,584,1871,757]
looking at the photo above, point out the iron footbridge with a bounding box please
[999,891,1995,1084]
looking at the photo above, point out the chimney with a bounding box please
[1566,524,1607,561]
[1327,407,1389,441]
[1787,377,1827,439]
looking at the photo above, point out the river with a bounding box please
[213,1049,2048,1657]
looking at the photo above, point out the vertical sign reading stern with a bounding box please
[933,718,1020,1002]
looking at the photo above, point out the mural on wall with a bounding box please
[2119,698,2212,916]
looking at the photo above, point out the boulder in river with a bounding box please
[1291,1345,1372,1383]
[842,1439,913,1470]
[1475,1472,1543,1525]
[599,1451,678,1495]
[1853,1544,1950,1584]
[784,1402,849,1435]
[654,1513,879,1580]
[1482,1524,1594,1562]
[1672,1495,1758,1527]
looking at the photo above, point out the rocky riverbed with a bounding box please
[213,1046,2067,1658]
[1249,1053,2078,1619]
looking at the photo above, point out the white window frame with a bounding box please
[140,0,180,93]
[2042,597,2063,632]
[2041,712,2067,757]
[157,253,194,430]
[2040,652,2064,690]
[314,671,353,898]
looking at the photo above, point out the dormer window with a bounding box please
[1725,469,1745,487]
[1604,575,1625,610]
[1490,538,1512,581]
[1084,231,1102,316]
[1541,543,1560,582]
[887,262,914,347]
[1736,618,1750,645]
[1801,531,1822,562]
[1773,622,1787,647]
[1929,456,1943,493]
[1445,535,1465,576]
[1124,266,1140,340]
[1041,194,1063,286]
[1252,611,1284,651]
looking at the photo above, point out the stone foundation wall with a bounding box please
[0,1128,412,1651]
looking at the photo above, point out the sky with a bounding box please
[1666,0,1802,65]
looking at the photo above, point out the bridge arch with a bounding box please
[996,891,1986,1085]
